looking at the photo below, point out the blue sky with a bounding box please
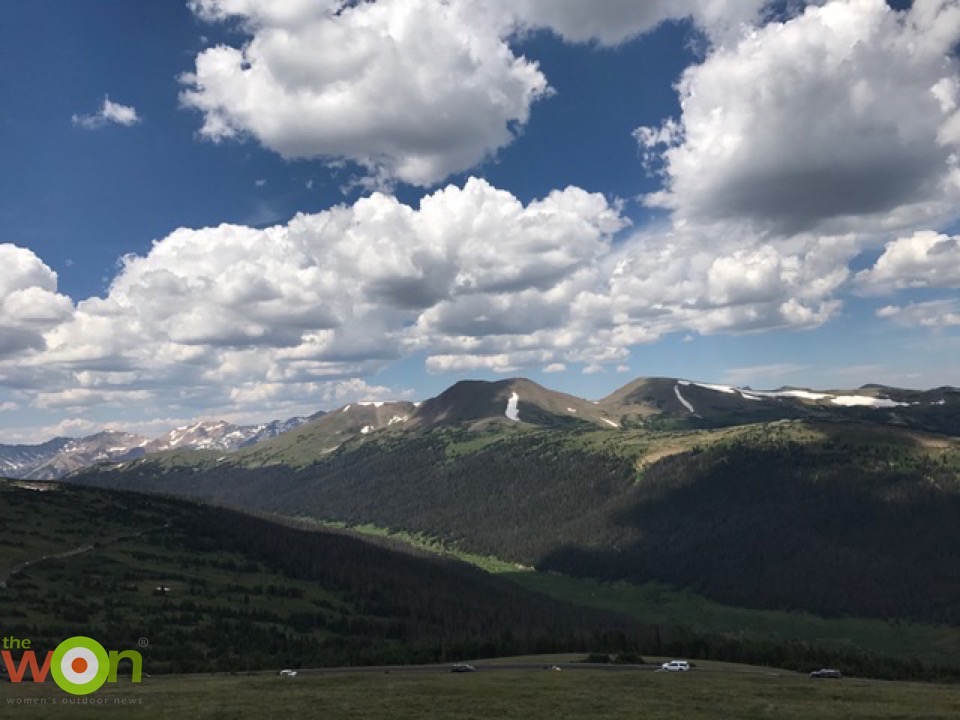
[1,0,959,442]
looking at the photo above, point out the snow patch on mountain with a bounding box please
[830,396,910,408]
[750,389,831,400]
[673,385,696,414]
[679,380,736,394]
[505,392,520,422]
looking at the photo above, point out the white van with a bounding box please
[661,660,691,672]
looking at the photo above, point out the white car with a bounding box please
[279,669,298,678]
[661,660,690,672]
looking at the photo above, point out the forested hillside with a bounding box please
[0,482,649,672]
[68,420,960,626]
[539,435,960,623]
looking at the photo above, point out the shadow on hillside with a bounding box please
[534,438,960,625]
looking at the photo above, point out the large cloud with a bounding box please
[636,0,960,235]
[2,180,625,407]
[182,0,550,186]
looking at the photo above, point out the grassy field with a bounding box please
[323,520,960,667]
[2,663,959,719]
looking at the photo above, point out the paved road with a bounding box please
[277,662,794,678]
[294,663,650,676]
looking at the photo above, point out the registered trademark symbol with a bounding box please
[138,637,149,648]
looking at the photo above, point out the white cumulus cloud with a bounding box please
[0,179,628,411]
[636,0,960,235]
[857,230,960,293]
[181,0,550,187]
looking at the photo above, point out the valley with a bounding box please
[319,521,960,669]
[7,376,960,684]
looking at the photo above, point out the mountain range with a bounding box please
[5,376,959,480]
[0,415,318,480]
[228,376,960,469]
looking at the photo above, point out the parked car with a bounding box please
[279,669,298,678]
[810,668,842,679]
[661,660,691,672]
[450,663,477,673]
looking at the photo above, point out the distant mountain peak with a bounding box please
[408,377,615,430]
[0,415,312,480]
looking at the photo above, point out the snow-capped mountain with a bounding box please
[143,417,313,453]
[20,432,150,480]
[239,416,315,448]
[0,415,316,480]
[0,437,73,478]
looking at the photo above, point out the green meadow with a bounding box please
[330,520,960,668]
[3,663,960,720]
